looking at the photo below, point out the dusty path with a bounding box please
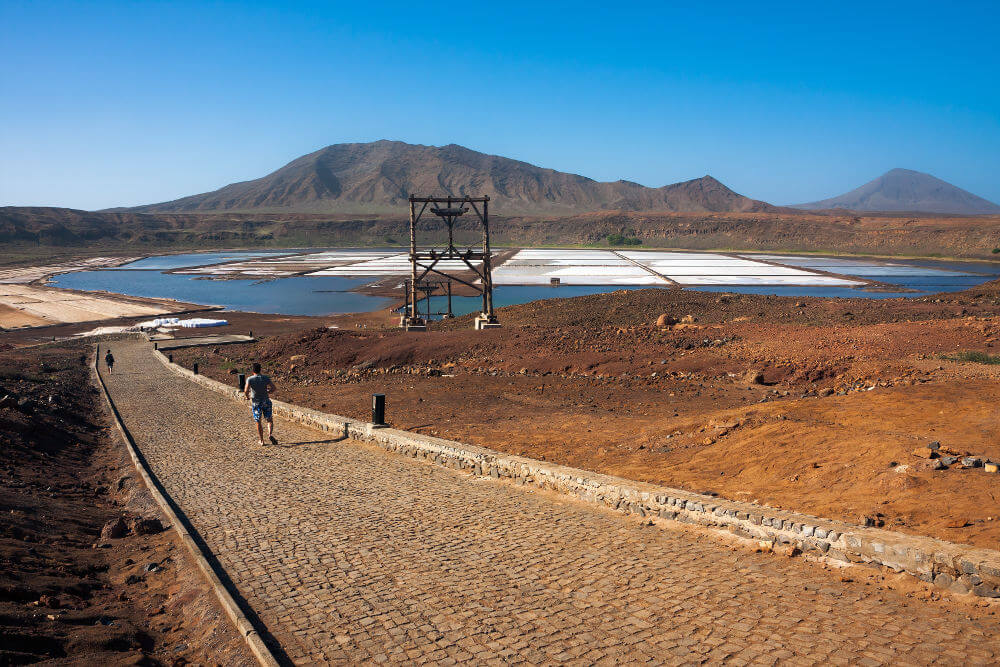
[101,339,1000,664]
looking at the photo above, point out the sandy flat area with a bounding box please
[0,284,201,329]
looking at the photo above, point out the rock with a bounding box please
[962,456,983,468]
[744,369,764,385]
[818,387,834,397]
[775,544,801,558]
[37,595,60,609]
[794,301,805,308]
[946,517,971,528]
[928,441,941,451]
[911,447,936,459]
[985,462,999,473]
[702,437,715,446]
[128,517,164,536]
[0,393,17,409]
[289,354,306,362]
[101,517,129,540]
[941,456,959,466]
[655,314,677,327]
[680,315,697,324]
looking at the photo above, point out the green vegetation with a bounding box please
[992,248,1000,254]
[941,350,1000,365]
[607,233,642,246]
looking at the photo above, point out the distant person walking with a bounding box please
[104,349,115,373]
[244,363,277,446]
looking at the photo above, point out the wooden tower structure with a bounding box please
[401,195,499,330]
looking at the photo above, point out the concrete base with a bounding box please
[403,324,427,332]
[474,316,501,330]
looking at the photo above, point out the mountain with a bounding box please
[795,168,1000,215]
[130,140,778,216]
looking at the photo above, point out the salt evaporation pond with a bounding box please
[49,249,1000,318]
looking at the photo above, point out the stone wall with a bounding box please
[151,346,1000,599]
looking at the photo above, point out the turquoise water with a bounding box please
[49,253,1000,317]
[51,270,391,315]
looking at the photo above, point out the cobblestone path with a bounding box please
[102,340,1000,665]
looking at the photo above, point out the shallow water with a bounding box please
[51,270,391,315]
[49,251,1000,317]
[115,250,300,270]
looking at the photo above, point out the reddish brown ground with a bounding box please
[174,283,1000,551]
[0,342,252,665]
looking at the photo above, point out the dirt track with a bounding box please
[176,282,1000,550]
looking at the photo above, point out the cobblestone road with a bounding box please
[102,340,1000,664]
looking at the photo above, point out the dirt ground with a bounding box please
[0,342,252,665]
[175,282,1000,551]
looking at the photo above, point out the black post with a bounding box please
[249,329,253,338]
[372,393,386,426]
[168,353,173,363]
[193,362,199,375]
[153,342,158,350]
[238,373,246,391]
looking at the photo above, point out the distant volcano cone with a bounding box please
[794,168,1000,215]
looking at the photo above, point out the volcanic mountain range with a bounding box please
[129,140,778,216]
[127,141,999,216]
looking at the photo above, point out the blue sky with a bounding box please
[1,0,998,210]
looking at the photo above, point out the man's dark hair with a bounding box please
[252,362,262,374]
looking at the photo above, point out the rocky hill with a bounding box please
[795,168,1000,215]
[129,141,778,216]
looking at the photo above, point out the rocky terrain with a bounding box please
[176,281,1000,550]
[5,206,1000,260]
[0,341,251,665]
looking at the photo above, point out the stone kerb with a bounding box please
[151,347,1000,599]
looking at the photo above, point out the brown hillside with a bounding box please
[128,141,778,216]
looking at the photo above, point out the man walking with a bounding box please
[244,362,277,446]
[104,349,115,373]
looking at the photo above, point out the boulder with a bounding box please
[289,354,306,362]
[744,369,765,385]
[128,517,164,536]
[655,314,678,327]
[100,518,129,540]
[911,447,936,459]
[680,315,697,324]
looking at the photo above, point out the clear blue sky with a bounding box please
[2,0,998,210]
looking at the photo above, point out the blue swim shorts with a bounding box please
[251,399,273,422]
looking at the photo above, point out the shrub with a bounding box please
[607,233,642,246]
[941,350,1000,365]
